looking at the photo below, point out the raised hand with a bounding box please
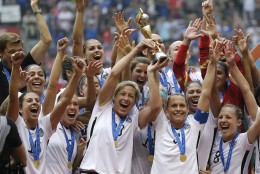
[224,40,236,65]
[147,57,170,72]
[184,18,203,45]
[202,0,214,16]
[73,58,85,77]
[233,29,250,54]
[136,38,155,53]
[116,27,136,55]
[113,11,132,33]
[30,0,39,8]
[57,37,69,52]
[84,60,103,77]
[209,40,224,62]
[75,0,87,11]
[201,14,218,39]
[11,51,25,67]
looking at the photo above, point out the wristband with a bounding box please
[33,9,42,15]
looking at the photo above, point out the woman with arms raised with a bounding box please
[6,51,84,174]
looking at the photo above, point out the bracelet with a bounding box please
[33,9,42,15]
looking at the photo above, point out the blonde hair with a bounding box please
[114,81,140,102]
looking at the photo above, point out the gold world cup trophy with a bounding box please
[136,8,167,64]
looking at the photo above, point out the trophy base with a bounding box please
[152,51,167,64]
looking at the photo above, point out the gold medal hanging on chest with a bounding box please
[33,160,40,167]
[114,140,118,147]
[67,161,73,169]
[180,154,187,162]
[148,155,154,162]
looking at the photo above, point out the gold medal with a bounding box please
[67,161,73,169]
[180,154,187,162]
[114,140,118,147]
[33,160,40,167]
[148,155,154,162]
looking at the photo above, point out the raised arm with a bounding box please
[233,29,254,92]
[197,40,220,112]
[6,52,25,122]
[226,42,260,143]
[72,0,86,57]
[29,0,52,64]
[49,59,84,130]
[81,60,102,111]
[225,41,258,120]
[173,18,203,90]
[42,37,69,116]
[138,59,169,128]
[99,39,154,107]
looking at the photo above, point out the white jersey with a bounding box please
[256,136,260,174]
[166,68,203,95]
[197,110,218,170]
[15,114,54,174]
[97,67,111,88]
[209,133,254,174]
[80,99,139,174]
[132,124,154,174]
[151,109,209,174]
[46,123,78,174]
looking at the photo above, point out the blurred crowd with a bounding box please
[3,0,260,76]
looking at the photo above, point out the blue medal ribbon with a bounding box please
[136,89,145,110]
[147,122,154,156]
[3,66,11,84]
[172,72,182,94]
[60,122,75,163]
[159,71,168,92]
[99,70,105,88]
[171,125,185,155]
[112,109,126,143]
[219,132,239,173]
[40,94,45,104]
[28,124,41,162]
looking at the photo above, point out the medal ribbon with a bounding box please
[171,125,185,155]
[40,94,45,104]
[100,70,104,88]
[28,124,41,161]
[112,109,126,143]
[3,66,11,84]
[136,89,145,110]
[219,132,239,173]
[172,72,182,93]
[159,71,168,92]
[61,122,75,163]
[147,122,154,156]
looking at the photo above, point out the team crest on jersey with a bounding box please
[39,128,44,137]
[126,117,132,123]
[183,123,191,129]
[103,73,109,80]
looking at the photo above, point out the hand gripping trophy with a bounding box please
[136,8,167,64]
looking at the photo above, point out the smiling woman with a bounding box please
[80,37,155,174]
[6,51,84,174]
[24,64,46,103]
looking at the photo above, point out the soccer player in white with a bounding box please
[80,36,167,174]
[6,52,84,174]
[209,41,260,174]
[149,30,217,173]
